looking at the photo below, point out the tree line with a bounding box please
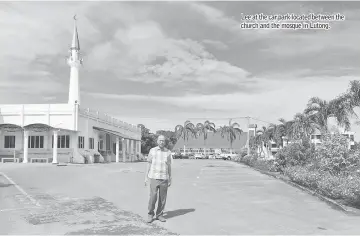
[137,80,360,154]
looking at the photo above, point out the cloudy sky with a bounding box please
[1,1,360,136]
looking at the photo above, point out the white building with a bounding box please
[0,18,142,164]
[309,130,355,149]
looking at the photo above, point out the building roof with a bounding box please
[93,126,141,141]
[173,132,248,150]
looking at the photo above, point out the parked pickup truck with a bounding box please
[219,153,238,160]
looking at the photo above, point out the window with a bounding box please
[28,136,44,148]
[4,136,15,148]
[350,135,354,141]
[52,135,70,148]
[316,135,321,139]
[78,136,84,149]
[113,142,116,154]
[89,138,94,149]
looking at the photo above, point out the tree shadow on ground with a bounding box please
[164,208,195,219]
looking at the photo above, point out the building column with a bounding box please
[130,140,134,161]
[72,132,78,163]
[126,139,130,162]
[135,140,139,160]
[23,130,29,163]
[52,130,58,164]
[137,140,141,157]
[131,140,135,161]
[116,136,120,163]
[122,138,126,162]
[94,131,99,151]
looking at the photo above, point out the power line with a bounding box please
[250,117,274,124]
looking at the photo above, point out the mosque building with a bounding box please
[0,17,142,164]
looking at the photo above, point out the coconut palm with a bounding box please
[196,120,216,156]
[250,131,266,157]
[345,80,360,125]
[277,118,294,145]
[218,119,243,153]
[254,126,270,158]
[346,80,360,110]
[174,120,197,153]
[266,123,283,147]
[304,96,353,133]
[289,112,319,140]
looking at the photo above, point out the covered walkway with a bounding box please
[0,123,76,164]
[93,126,141,162]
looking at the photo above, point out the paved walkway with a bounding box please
[1,160,360,234]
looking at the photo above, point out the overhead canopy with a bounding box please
[24,123,54,132]
[0,123,73,132]
[0,123,23,132]
[93,126,141,141]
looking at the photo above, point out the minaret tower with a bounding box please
[67,15,83,105]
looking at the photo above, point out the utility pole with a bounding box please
[246,116,250,155]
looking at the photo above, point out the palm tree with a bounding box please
[278,118,294,146]
[345,80,360,111]
[254,126,270,158]
[249,132,264,156]
[174,120,197,154]
[196,120,216,157]
[218,119,243,153]
[304,96,352,133]
[290,112,318,141]
[266,123,283,148]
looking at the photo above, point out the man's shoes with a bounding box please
[146,215,154,223]
[157,215,166,222]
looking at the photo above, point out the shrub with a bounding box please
[284,166,360,207]
[315,132,359,175]
[274,139,314,171]
[236,154,279,172]
[240,148,248,157]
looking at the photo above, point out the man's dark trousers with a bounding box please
[148,178,168,217]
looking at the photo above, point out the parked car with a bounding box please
[194,153,205,159]
[214,153,223,159]
[173,153,182,159]
[220,153,239,160]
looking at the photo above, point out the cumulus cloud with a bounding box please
[202,39,229,50]
[1,1,360,138]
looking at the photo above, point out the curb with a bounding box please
[233,160,360,215]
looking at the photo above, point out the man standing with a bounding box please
[145,135,172,223]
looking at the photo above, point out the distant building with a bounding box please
[0,18,142,164]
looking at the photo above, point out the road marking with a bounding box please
[0,172,41,207]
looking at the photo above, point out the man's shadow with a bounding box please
[0,183,13,188]
[164,208,195,219]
